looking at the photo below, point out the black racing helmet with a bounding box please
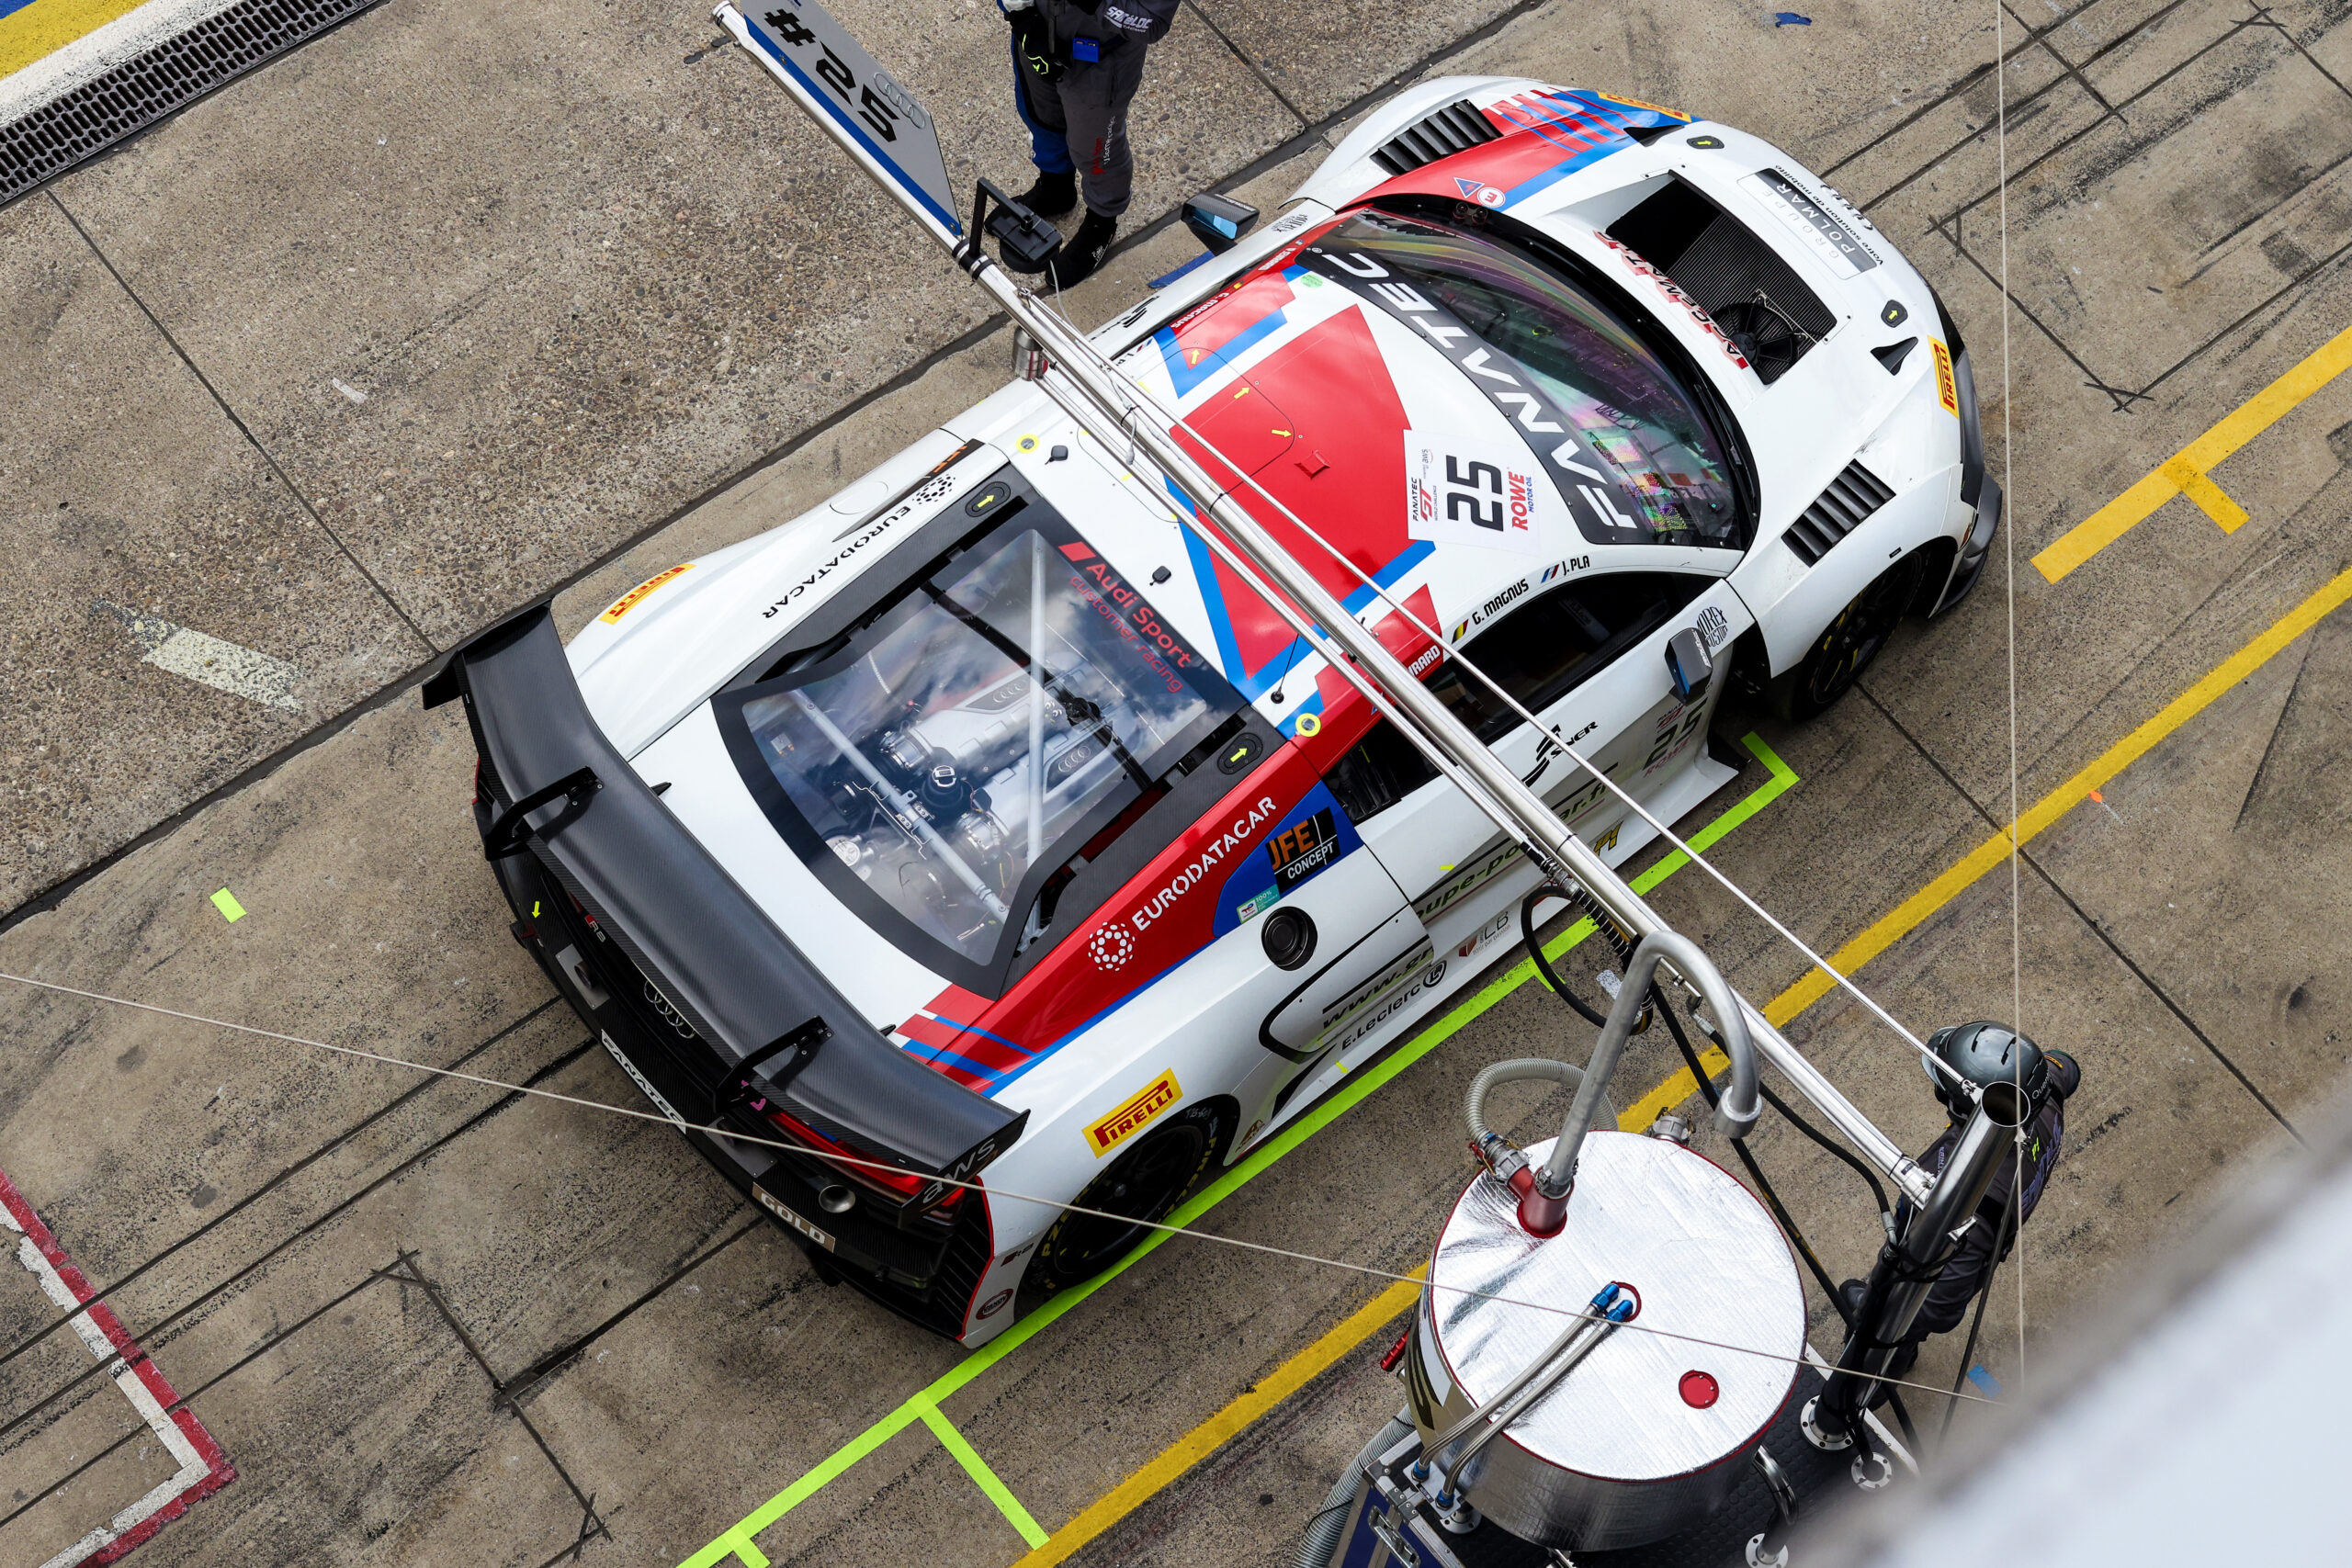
[1921,1021,2055,1116]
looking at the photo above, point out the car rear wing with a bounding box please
[424,605,1027,1187]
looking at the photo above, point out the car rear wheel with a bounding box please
[1024,1101,1229,1297]
[1772,554,1925,723]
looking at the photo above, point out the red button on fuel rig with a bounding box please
[1678,1370,1720,1409]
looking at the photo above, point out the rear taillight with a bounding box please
[472,759,482,807]
[763,1108,960,1210]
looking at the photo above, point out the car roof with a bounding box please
[1091,217,1739,730]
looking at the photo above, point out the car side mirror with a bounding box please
[1183,192,1259,254]
[1665,626,1714,701]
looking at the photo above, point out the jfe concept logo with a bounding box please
[1087,1070,1181,1156]
[1266,807,1340,893]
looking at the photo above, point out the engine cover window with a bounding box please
[718,483,1240,985]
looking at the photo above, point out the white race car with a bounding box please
[431,78,1998,1346]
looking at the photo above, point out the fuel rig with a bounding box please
[717,10,2045,1562]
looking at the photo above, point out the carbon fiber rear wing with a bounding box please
[425,605,1026,1186]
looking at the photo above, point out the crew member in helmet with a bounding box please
[1000,0,1179,289]
[1859,1022,2083,1393]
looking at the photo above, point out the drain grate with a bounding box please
[0,0,392,209]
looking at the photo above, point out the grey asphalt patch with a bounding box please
[3,0,2352,1564]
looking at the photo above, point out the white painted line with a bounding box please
[0,0,246,130]
[0,1167,234,1568]
[103,603,305,713]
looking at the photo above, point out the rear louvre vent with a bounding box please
[1783,463,1894,566]
[0,0,391,209]
[1606,178,1838,384]
[1370,98,1501,176]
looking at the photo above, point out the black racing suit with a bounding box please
[1006,0,1180,217]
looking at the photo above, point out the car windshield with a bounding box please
[723,493,1238,973]
[1312,209,1744,549]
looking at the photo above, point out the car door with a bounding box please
[1348,566,1750,952]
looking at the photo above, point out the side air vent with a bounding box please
[1783,462,1895,565]
[1370,98,1501,176]
[1607,178,1838,385]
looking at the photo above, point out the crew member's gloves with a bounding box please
[1006,6,1064,80]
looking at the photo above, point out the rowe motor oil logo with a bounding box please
[1087,1070,1182,1156]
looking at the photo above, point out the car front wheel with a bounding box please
[1772,554,1926,722]
[1023,1101,1229,1298]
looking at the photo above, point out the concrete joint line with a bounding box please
[0,998,559,1381]
[1853,686,2298,1137]
[43,188,435,655]
[0,1030,599,1442]
[1180,0,1307,127]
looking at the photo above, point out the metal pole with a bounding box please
[712,0,1929,1204]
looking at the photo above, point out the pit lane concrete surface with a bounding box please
[5,0,2351,1563]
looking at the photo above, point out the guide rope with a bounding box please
[1995,0,2032,1409]
[0,969,1989,1412]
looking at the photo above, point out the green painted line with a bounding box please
[915,1394,1051,1549]
[679,735,1799,1568]
[210,888,246,922]
[678,1404,927,1568]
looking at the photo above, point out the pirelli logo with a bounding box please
[1930,339,1959,416]
[1087,1070,1181,1158]
[599,563,692,624]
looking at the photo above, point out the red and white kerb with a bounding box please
[0,1167,234,1568]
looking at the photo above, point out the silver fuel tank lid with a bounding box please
[1426,1129,1806,1484]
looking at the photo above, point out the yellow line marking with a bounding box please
[1012,559,2352,1565]
[1628,558,2352,1128]
[0,0,149,77]
[1014,1272,1428,1567]
[2034,322,2352,581]
[2162,457,2248,532]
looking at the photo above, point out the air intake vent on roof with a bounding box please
[1783,462,1894,566]
[1370,98,1501,176]
[1606,177,1838,385]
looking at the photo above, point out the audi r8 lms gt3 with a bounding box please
[430,77,2000,1345]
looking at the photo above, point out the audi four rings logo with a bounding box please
[643,980,695,1038]
[1088,925,1136,971]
